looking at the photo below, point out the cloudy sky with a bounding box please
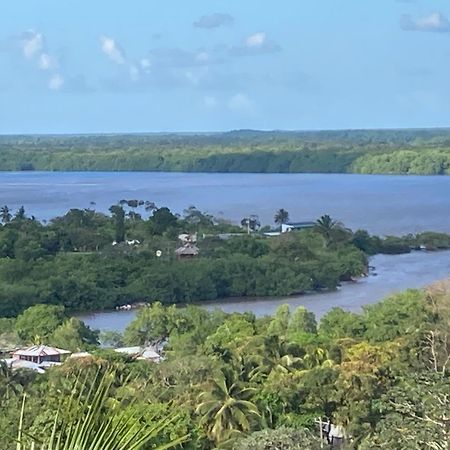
[1,0,450,133]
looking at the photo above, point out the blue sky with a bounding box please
[1,0,450,133]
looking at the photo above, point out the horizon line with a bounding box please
[1,125,450,137]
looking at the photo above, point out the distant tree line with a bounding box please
[1,129,450,174]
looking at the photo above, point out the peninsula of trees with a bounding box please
[0,202,449,317]
[2,128,450,174]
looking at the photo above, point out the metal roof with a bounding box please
[285,221,316,227]
[13,345,71,357]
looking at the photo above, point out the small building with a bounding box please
[114,346,163,363]
[281,221,316,233]
[2,358,45,374]
[175,243,199,259]
[12,345,71,365]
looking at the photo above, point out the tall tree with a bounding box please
[196,368,261,445]
[274,209,290,226]
[14,206,26,222]
[109,205,126,243]
[315,214,341,245]
[241,215,261,234]
[0,206,12,224]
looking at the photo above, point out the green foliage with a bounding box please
[124,302,181,346]
[288,307,317,335]
[196,368,261,445]
[49,318,99,351]
[363,289,430,342]
[233,426,323,450]
[319,308,365,340]
[0,204,447,318]
[2,129,450,175]
[0,281,449,449]
[15,304,66,343]
[15,371,188,450]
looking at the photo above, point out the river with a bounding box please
[2,171,450,331]
[78,250,450,332]
[1,171,450,235]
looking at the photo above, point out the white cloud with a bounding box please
[140,58,151,72]
[48,73,64,91]
[246,32,266,48]
[228,93,253,112]
[230,32,281,56]
[38,53,58,71]
[100,36,126,64]
[400,12,450,32]
[20,30,44,59]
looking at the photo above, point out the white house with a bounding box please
[281,221,316,233]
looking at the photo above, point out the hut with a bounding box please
[175,243,199,260]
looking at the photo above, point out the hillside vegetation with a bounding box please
[2,128,450,174]
[1,281,449,448]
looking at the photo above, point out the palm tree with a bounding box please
[15,370,188,450]
[274,209,289,226]
[315,214,340,244]
[249,335,303,382]
[0,205,12,224]
[196,368,261,445]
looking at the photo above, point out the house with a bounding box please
[2,358,45,374]
[175,243,199,259]
[281,221,316,233]
[114,345,163,363]
[12,345,71,365]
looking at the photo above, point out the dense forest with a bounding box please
[1,280,449,449]
[0,202,449,317]
[1,128,450,174]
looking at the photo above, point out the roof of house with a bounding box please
[139,348,161,360]
[114,346,162,362]
[3,358,45,373]
[175,244,199,256]
[69,352,92,358]
[285,221,316,227]
[13,345,71,358]
[114,346,141,355]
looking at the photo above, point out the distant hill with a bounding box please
[1,128,450,174]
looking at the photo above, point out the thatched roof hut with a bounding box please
[175,243,199,259]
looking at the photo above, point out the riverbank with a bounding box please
[78,250,450,332]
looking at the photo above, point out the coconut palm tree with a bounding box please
[315,214,341,245]
[274,209,289,226]
[15,371,188,450]
[0,205,12,224]
[249,335,303,382]
[196,368,261,445]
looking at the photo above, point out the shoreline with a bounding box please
[77,250,450,332]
